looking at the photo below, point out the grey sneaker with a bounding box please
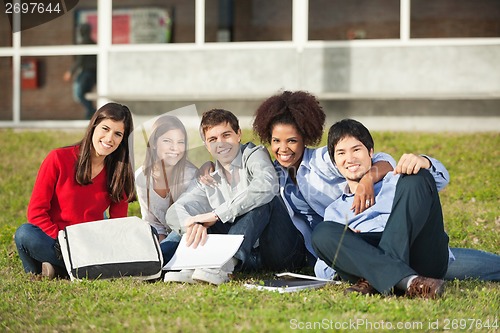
[41,262,56,280]
[164,269,196,283]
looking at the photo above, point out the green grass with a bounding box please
[1,129,499,332]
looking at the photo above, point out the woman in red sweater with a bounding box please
[15,102,135,278]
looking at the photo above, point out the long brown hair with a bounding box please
[142,115,192,210]
[76,102,135,202]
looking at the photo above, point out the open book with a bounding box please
[244,272,340,293]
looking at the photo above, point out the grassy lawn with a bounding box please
[0,128,499,332]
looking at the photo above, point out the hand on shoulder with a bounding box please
[395,154,431,175]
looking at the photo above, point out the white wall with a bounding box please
[107,44,500,96]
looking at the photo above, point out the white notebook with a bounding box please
[244,272,339,293]
[163,234,244,270]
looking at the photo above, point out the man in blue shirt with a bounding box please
[312,119,450,299]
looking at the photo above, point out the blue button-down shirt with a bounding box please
[314,155,454,280]
[275,146,397,256]
[324,155,449,232]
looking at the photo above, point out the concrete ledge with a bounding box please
[86,92,500,102]
[0,120,89,129]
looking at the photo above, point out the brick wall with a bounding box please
[0,9,13,120]
[411,0,500,38]
[19,56,83,120]
[309,0,400,40]
[0,57,12,121]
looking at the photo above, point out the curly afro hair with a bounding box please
[253,90,325,146]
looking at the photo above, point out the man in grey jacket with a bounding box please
[165,109,305,284]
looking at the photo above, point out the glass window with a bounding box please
[411,0,500,38]
[111,1,195,43]
[309,0,400,40]
[21,1,97,46]
[0,6,12,47]
[205,0,292,42]
[20,56,92,120]
[0,57,12,120]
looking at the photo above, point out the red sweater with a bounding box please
[27,145,128,238]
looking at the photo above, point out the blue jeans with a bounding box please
[14,223,66,274]
[315,248,500,282]
[209,196,306,272]
[445,247,500,281]
[73,70,96,119]
[160,231,181,266]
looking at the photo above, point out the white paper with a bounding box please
[163,234,244,270]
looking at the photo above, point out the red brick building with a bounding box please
[1,0,499,128]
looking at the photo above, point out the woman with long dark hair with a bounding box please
[135,115,198,241]
[15,102,135,279]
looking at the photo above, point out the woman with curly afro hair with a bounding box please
[253,90,395,276]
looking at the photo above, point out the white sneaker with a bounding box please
[163,269,196,283]
[192,257,238,285]
[192,267,230,285]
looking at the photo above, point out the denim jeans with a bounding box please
[445,247,500,281]
[14,223,66,274]
[73,70,96,119]
[258,196,307,271]
[160,231,181,266]
[314,248,500,282]
[209,196,306,272]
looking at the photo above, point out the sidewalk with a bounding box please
[2,115,498,133]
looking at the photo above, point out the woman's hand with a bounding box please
[352,175,375,215]
[197,161,217,187]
